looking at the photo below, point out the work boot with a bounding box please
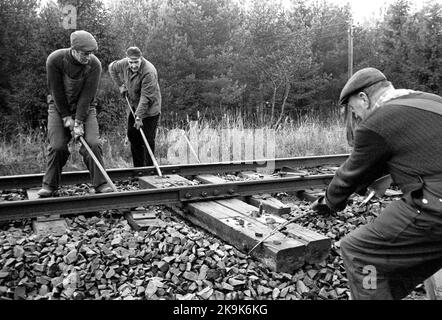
[95,183,114,194]
[37,186,55,198]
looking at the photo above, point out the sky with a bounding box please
[329,0,391,23]
[41,0,437,25]
[323,0,431,24]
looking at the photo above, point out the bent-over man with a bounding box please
[312,67,442,299]
[38,30,113,197]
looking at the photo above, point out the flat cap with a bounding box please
[126,46,142,58]
[70,30,98,51]
[339,67,387,105]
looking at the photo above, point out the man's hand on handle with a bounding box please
[119,84,128,98]
[62,116,75,130]
[134,116,143,130]
[73,119,84,141]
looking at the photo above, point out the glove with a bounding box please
[73,120,84,141]
[310,195,334,216]
[134,116,143,130]
[62,116,75,130]
[119,84,128,98]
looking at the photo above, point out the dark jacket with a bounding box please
[46,48,101,122]
[326,92,442,213]
[109,57,161,119]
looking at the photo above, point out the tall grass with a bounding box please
[0,112,350,176]
[274,115,349,157]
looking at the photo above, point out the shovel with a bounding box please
[359,174,393,207]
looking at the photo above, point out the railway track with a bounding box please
[0,154,350,275]
[0,154,348,222]
[0,154,348,189]
[0,154,432,300]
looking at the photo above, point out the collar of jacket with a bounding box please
[374,88,416,109]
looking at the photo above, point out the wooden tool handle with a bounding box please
[79,136,118,192]
[125,96,163,177]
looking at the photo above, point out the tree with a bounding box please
[228,0,323,127]
[0,0,46,133]
[377,0,412,87]
[109,0,244,123]
[402,1,442,93]
[303,0,352,111]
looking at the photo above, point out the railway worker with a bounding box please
[37,30,113,197]
[109,46,161,167]
[311,67,442,299]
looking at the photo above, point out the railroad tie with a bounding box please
[138,174,310,273]
[124,175,192,230]
[215,198,330,264]
[196,174,330,265]
[186,200,306,273]
[203,172,291,215]
[125,207,165,231]
[26,188,68,236]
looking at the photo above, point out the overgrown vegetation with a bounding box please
[0,112,350,175]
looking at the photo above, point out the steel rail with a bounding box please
[0,174,334,222]
[0,154,348,190]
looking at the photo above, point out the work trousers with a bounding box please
[42,104,107,189]
[340,199,442,299]
[127,113,159,167]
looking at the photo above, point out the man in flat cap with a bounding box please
[109,46,161,167]
[312,67,442,299]
[38,30,113,197]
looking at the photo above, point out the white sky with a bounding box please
[329,0,391,23]
[324,0,435,24]
[238,0,436,25]
[42,0,438,25]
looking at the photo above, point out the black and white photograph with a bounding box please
[0,0,441,310]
